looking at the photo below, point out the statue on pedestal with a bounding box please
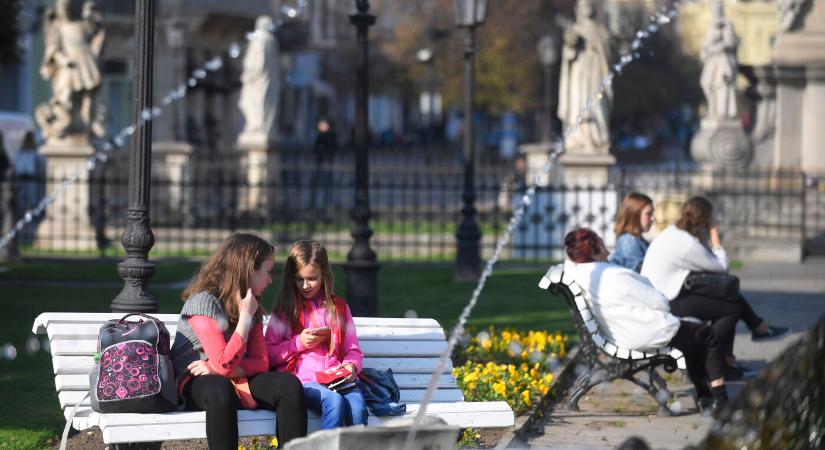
[690,2,752,170]
[36,0,105,142]
[699,14,739,120]
[238,16,280,145]
[557,0,611,154]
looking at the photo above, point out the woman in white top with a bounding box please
[641,196,788,377]
[564,228,729,412]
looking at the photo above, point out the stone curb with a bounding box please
[495,344,582,449]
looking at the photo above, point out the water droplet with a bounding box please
[204,57,223,71]
[26,336,40,354]
[613,64,623,73]
[86,159,96,171]
[229,43,241,59]
[152,107,162,117]
[141,109,153,120]
[187,78,197,87]
[631,40,641,50]
[24,211,33,222]
[41,337,50,353]
[404,310,418,319]
[162,95,173,105]
[113,136,125,147]
[125,126,136,136]
[216,317,229,331]
[655,389,671,403]
[670,400,683,412]
[658,15,671,24]
[574,364,587,377]
[3,343,17,360]
[102,142,113,152]
[193,69,207,80]
[648,24,658,33]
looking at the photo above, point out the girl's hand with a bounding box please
[332,362,357,382]
[709,224,722,248]
[187,359,217,377]
[238,288,258,317]
[299,328,323,349]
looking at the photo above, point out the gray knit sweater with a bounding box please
[170,292,235,384]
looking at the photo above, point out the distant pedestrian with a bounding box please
[310,116,337,211]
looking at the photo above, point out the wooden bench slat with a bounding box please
[51,355,454,376]
[45,323,446,342]
[93,401,514,443]
[58,388,465,410]
[47,338,448,358]
[55,372,458,392]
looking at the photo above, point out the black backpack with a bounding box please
[89,313,178,413]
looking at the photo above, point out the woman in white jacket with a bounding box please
[565,228,729,413]
[641,196,787,378]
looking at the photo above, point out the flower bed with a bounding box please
[453,328,568,415]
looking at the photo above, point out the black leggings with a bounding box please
[182,372,307,449]
[667,321,726,398]
[669,289,764,358]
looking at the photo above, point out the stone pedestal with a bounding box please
[772,0,825,174]
[37,138,96,251]
[236,132,279,213]
[557,152,616,187]
[519,142,555,187]
[152,141,193,225]
[691,118,753,170]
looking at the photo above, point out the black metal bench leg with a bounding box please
[628,374,673,416]
[567,366,607,411]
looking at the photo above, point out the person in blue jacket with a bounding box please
[609,193,655,272]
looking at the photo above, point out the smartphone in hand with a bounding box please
[311,326,331,336]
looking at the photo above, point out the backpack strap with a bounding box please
[60,391,90,450]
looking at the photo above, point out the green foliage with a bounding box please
[456,428,481,448]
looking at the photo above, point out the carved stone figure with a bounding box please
[557,0,611,154]
[238,16,280,144]
[699,13,739,120]
[36,0,105,141]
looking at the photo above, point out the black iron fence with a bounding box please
[3,153,825,261]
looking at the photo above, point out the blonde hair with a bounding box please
[614,192,653,237]
[182,233,275,329]
[273,240,337,353]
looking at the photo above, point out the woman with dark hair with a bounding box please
[610,192,655,272]
[564,228,729,413]
[641,196,788,378]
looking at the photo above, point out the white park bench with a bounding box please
[539,264,687,415]
[32,313,514,445]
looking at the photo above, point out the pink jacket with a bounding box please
[265,295,363,383]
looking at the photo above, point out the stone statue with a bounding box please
[777,0,809,31]
[36,0,105,142]
[238,16,280,144]
[699,13,739,120]
[557,0,611,154]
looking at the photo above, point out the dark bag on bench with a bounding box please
[682,272,740,301]
[90,313,178,413]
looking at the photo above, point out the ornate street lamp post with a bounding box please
[537,34,559,143]
[344,0,379,317]
[453,0,488,282]
[111,0,157,312]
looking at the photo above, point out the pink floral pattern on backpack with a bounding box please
[97,341,162,401]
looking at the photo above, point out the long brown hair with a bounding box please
[614,192,653,237]
[675,196,713,241]
[182,233,275,329]
[273,240,337,353]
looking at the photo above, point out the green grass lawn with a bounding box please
[0,260,570,449]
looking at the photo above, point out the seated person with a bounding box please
[564,228,729,413]
[609,192,655,272]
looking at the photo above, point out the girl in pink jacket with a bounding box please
[266,240,367,429]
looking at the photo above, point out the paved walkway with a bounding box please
[503,258,825,450]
